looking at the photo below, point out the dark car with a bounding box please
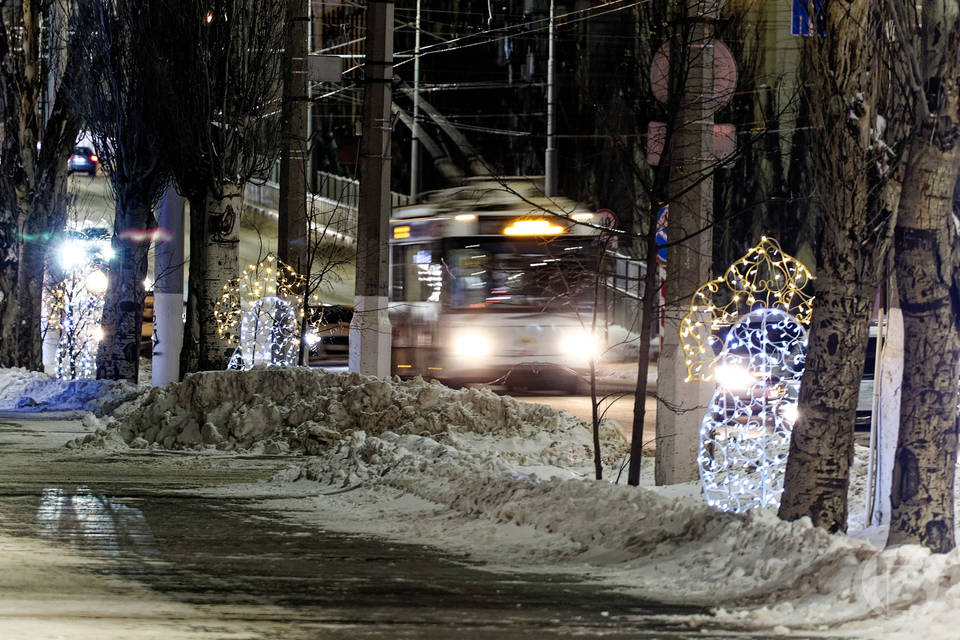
[307,305,352,364]
[68,146,98,176]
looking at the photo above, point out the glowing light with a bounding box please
[560,329,598,356]
[685,237,815,514]
[571,212,594,222]
[454,214,477,222]
[85,269,108,294]
[453,333,491,356]
[698,308,807,513]
[502,219,565,236]
[215,253,322,370]
[393,225,411,239]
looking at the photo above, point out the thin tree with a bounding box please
[0,0,80,369]
[70,0,170,382]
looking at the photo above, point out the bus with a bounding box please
[388,178,644,392]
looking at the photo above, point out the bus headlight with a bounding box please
[453,333,491,356]
[561,330,598,356]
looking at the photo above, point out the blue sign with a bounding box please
[656,205,668,264]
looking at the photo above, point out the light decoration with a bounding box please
[683,237,815,513]
[48,265,108,381]
[214,253,321,370]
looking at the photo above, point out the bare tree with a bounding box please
[149,0,286,374]
[884,0,960,552]
[70,0,170,382]
[778,0,908,532]
[0,0,80,369]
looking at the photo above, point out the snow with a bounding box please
[0,367,139,415]
[6,365,960,636]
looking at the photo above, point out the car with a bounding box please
[68,146,98,176]
[307,305,352,364]
[856,326,879,429]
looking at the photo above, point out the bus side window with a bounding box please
[448,249,490,309]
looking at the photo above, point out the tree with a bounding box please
[0,1,80,370]
[70,0,170,382]
[885,0,960,552]
[779,0,906,532]
[154,0,286,374]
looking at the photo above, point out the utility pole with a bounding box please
[278,0,310,273]
[544,0,558,197]
[409,0,422,199]
[655,0,718,485]
[349,0,394,377]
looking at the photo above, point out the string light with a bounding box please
[47,265,107,380]
[680,236,813,382]
[682,237,815,513]
[214,253,321,369]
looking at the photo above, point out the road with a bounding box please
[0,412,718,639]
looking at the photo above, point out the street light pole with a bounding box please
[410,0,422,199]
[544,0,558,197]
[349,0,394,377]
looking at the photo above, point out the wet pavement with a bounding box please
[0,413,722,639]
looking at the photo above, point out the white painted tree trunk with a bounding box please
[200,184,242,371]
[869,306,903,526]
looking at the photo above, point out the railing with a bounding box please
[244,170,412,217]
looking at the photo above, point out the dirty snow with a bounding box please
[9,366,960,636]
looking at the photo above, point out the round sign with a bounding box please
[650,40,737,107]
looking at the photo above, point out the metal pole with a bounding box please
[349,0,394,377]
[410,0,422,198]
[544,0,558,197]
[152,185,185,386]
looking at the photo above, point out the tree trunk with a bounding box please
[96,196,152,383]
[778,280,875,531]
[181,184,242,374]
[886,131,960,553]
[777,0,896,533]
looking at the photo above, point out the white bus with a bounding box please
[388,178,644,391]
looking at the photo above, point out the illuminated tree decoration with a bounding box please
[698,308,807,512]
[680,236,813,383]
[48,266,108,380]
[683,237,815,512]
[215,253,320,369]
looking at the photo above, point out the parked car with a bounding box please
[67,146,98,176]
[307,305,352,365]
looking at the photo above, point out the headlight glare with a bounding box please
[453,333,491,356]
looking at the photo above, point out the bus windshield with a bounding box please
[445,238,599,311]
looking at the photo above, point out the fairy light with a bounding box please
[682,237,815,513]
[680,236,813,382]
[48,265,107,380]
[214,253,321,369]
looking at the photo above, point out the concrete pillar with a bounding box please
[349,0,393,378]
[152,186,185,386]
[655,1,719,485]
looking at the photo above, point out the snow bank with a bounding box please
[85,368,625,466]
[0,368,139,415]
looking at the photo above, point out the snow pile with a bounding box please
[0,368,139,415]
[86,368,624,467]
